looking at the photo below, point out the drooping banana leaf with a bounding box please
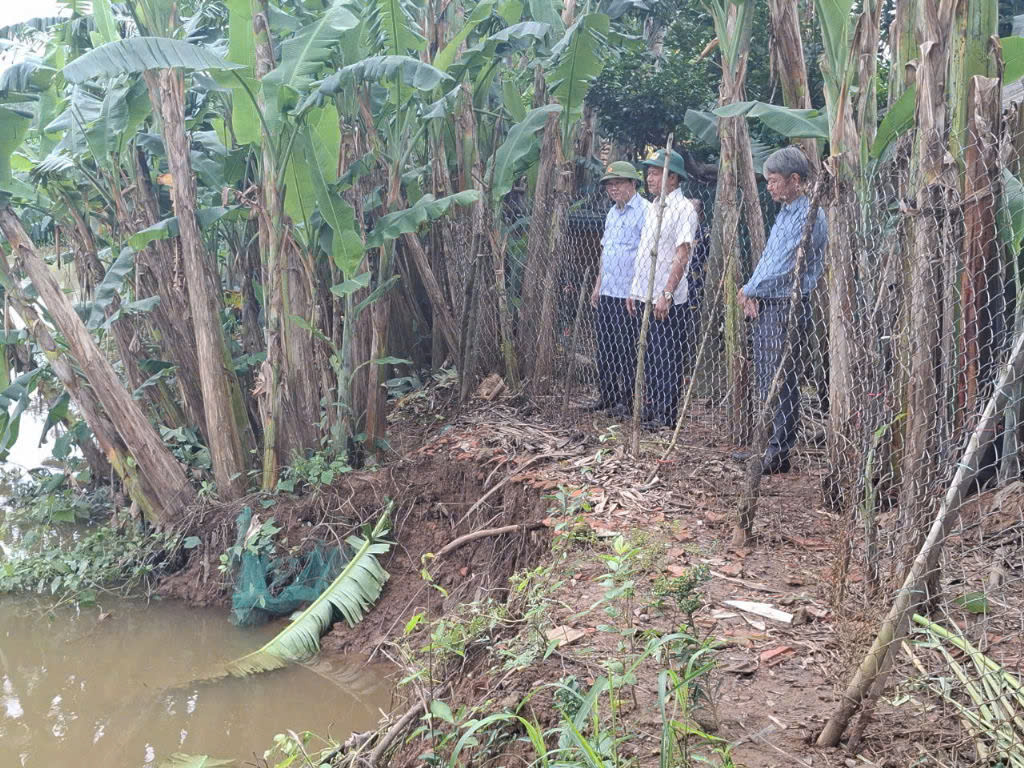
[62,37,243,83]
[225,512,391,677]
[158,755,234,768]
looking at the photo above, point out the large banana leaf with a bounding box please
[528,0,565,38]
[546,13,609,144]
[713,101,829,140]
[90,0,120,45]
[372,0,426,56]
[326,55,451,93]
[0,57,56,98]
[158,755,234,768]
[126,206,242,250]
[489,103,561,204]
[262,3,359,105]
[225,514,392,677]
[365,191,480,248]
[0,107,32,188]
[433,0,496,73]
[998,168,1024,256]
[1002,36,1024,86]
[62,37,243,82]
[224,0,259,145]
[302,126,364,276]
[870,85,915,159]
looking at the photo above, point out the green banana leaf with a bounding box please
[712,101,829,140]
[374,0,427,56]
[326,55,452,93]
[489,103,561,204]
[62,37,243,82]
[302,126,364,276]
[225,513,392,676]
[433,0,496,73]
[262,2,359,119]
[527,0,565,39]
[870,85,915,159]
[0,106,32,188]
[365,190,480,248]
[546,13,610,143]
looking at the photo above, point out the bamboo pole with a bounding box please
[817,318,1024,747]
[629,134,673,456]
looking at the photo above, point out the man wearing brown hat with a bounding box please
[586,161,649,413]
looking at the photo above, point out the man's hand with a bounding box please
[737,288,758,319]
[590,286,600,309]
[626,297,636,316]
[654,294,671,321]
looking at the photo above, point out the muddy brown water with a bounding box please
[1,411,394,766]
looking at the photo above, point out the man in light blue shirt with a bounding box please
[587,161,649,412]
[735,146,827,474]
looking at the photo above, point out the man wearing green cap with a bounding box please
[626,148,700,427]
[586,161,649,413]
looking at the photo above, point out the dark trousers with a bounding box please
[641,303,696,423]
[595,296,639,408]
[753,297,809,459]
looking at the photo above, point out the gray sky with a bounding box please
[0,0,66,28]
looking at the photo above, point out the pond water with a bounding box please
[1,410,394,766]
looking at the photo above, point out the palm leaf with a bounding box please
[225,513,391,677]
[62,37,242,82]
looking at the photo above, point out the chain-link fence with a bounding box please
[437,99,1024,758]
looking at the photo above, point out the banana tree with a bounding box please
[704,0,761,449]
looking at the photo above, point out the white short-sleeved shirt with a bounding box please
[629,188,698,306]
[599,192,650,298]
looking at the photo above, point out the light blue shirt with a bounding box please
[743,195,827,299]
[598,192,649,298]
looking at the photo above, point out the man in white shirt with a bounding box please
[587,161,650,413]
[626,148,699,427]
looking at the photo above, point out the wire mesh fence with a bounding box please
[442,103,1024,757]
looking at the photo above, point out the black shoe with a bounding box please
[583,399,615,412]
[761,456,791,475]
[731,451,791,474]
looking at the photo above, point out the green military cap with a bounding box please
[600,160,644,183]
[641,148,687,179]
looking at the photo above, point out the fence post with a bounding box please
[816,323,1024,747]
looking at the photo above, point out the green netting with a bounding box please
[229,507,347,627]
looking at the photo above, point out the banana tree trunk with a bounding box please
[0,207,196,521]
[520,106,566,391]
[768,0,819,170]
[131,149,209,433]
[712,0,757,445]
[958,76,1001,425]
[898,0,957,565]
[143,68,252,501]
[888,0,919,106]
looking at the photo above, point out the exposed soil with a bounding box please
[159,383,1023,767]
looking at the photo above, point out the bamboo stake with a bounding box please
[817,321,1024,747]
[630,134,673,456]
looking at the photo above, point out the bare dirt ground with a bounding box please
[163,381,1016,766]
